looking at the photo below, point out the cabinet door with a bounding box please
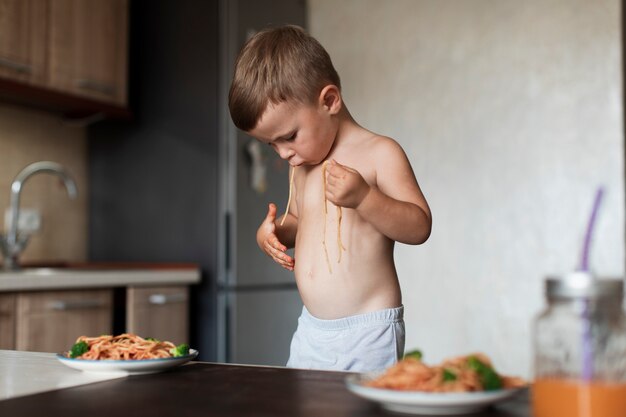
[15,289,112,353]
[0,0,47,84]
[48,0,128,105]
[0,294,16,350]
[127,286,189,344]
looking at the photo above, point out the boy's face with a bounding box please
[248,99,337,166]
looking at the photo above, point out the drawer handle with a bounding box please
[76,79,115,96]
[47,299,107,311]
[0,57,32,74]
[148,293,186,305]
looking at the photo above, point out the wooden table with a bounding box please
[0,362,530,416]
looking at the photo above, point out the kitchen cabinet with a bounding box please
[0,266,199,352]
[0,0,130,117]
[126,286,189,343]
[0,293,15,349]
[15,289,113,352]
[0,0,47,86]
[48,0,128,105]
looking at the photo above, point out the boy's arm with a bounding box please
[325,141,431,245]
[257,203,297,270]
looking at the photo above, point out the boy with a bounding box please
[229,26,431,372]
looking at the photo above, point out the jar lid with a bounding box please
[546,271,624,300]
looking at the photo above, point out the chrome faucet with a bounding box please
[0,161,77,270]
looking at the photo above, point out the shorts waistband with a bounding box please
[301,305,404,330]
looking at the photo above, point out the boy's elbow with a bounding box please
[407,214,432,245]
[407,228,431,245]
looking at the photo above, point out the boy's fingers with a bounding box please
[275,254,294,270]
[271,237,287,252]
[328,159,358,176]
[267,203,277,220]
[266,233,286,251]
[264,240,291,261]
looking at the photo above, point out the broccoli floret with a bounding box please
[169,343,190,357]
[145,337,159,342]
[403,349,423,361]
[467,356,502,390]
[442,368,457,382]
[69,340,89,358]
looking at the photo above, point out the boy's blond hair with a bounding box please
[229,25,341,131]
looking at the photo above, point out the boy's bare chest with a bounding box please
[294,161,374,221]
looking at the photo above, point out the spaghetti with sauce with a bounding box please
[366,351,526,393]
[65,333,190,360]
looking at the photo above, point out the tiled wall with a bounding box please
[0,103,88,264]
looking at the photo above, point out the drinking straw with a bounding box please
[578,186,604,381]
[578,187,604,272]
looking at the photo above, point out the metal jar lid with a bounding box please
[546,271,624,300]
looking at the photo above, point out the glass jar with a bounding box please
[532,272,626,417]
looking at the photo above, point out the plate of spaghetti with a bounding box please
[346,351,527,415]
[56,333,198,375]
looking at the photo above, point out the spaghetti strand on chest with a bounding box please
[280,163,346,274]
[280,165,296,226]
[321,161,346,273]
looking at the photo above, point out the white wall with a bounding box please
[309,0,624,378]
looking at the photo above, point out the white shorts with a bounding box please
[286,305,405,372]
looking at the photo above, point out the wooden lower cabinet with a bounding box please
[126,286,189,344]
[15,289,113,352]
[0,293,16,349]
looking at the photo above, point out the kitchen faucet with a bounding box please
[0,161,77,271]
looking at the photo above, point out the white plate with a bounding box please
[56,349,198,375]
[346,373,526,415]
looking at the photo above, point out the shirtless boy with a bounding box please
[229,25,431,372]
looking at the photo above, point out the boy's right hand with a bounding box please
[257,203,295,271]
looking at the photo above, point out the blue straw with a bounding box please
[578,186,604,381]
[578,187,604,272]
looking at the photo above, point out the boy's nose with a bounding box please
[277,146,295,160]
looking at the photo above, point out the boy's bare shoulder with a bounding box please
[363,133,408,159]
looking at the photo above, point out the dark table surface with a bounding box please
[0,362,530,417]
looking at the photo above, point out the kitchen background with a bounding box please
[0,0,623,379]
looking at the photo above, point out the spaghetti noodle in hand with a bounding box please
[324,159,370,209]
[65,333,191,360]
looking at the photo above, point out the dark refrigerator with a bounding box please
[89,0,307,364]
[217,0,306,365]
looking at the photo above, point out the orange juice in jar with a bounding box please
[533,378,626,417]
[532,273,626,417]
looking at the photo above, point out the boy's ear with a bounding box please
[318,85,342,115]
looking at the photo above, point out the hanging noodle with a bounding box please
[321,161,346,271]
[336,205,346,263]
[67,333,179,360]
[321,162,333,273]
[279,161,346,274]
[280,165,296,226]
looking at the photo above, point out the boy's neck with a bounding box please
[329,105,365,151]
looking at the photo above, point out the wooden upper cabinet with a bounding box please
[48,0,128,105]
[0,0,48,85]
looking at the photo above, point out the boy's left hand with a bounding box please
[324,159,370,209]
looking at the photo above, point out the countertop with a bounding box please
[0,351,530,417]
[0,350,125,400]
[0,263,200,292]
